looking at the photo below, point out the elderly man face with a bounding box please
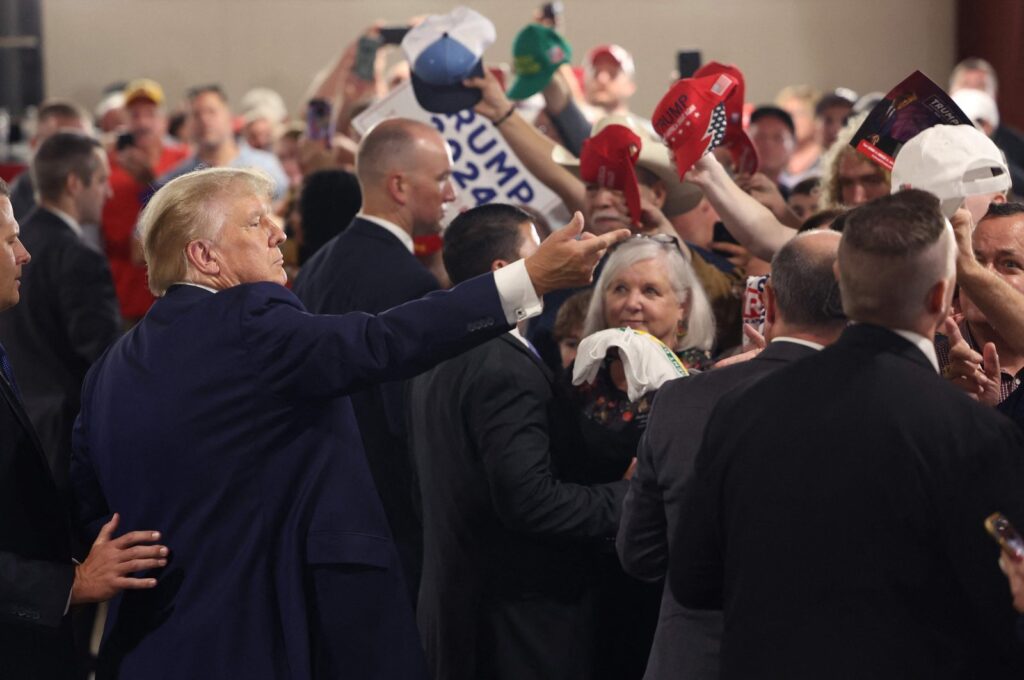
[211,188,288,287]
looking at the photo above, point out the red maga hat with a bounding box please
[652,72,738,178]
[693,62,758,175]
[579,124,644,227]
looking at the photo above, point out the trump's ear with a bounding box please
[184,239,220,276]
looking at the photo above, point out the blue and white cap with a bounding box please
[401,6,496,114]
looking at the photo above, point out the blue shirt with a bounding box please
[158,143,289,201]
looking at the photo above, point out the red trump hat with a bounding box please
[579,124,644,227]
[693,62,758,175]
[652,72,738,178]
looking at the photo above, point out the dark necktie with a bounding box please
[0,342,22,400]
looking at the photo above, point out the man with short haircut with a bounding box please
[672,190,1024,677]
[411,203,626,680]
[159,85,288,201]
[102,79,190,322]
[747,106,796,190]
[70,166,625,679]
[10,100,92,221]
[293,118,455,597]
[0,178,166,680]
[617,229,845,680]
[0,132,120,493]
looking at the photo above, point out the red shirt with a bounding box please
[102,144,190,320]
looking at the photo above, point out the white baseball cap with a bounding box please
[401,6,496,114]
[952,88,1000,130]
[891,124,1010,217]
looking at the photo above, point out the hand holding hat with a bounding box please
[652,73,738,179]
[507,24,572,100]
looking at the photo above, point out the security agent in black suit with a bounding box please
[0,132,121,494]
[293,118,451,597]
[409,204,628,680]
[617,229,846,680]
[0,179,165,679]
[672,190,1024,678]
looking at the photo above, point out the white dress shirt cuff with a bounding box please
[64,559,79,615]
[493,259,543,325]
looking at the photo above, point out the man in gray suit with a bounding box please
[616,228,846,679]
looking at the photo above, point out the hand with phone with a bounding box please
[115,134,156,185]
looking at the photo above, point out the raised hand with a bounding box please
[524,212,630,295]
[464,69,514,123]
[941,318,1001,406]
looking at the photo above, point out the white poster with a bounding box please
[353,82,568,227]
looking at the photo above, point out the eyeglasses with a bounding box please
[617,232,683,254]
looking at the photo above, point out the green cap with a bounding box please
[506,24,572,101]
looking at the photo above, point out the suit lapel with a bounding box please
[498,333,553,383]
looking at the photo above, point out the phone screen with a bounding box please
[307,99,332,147]
[354,35,382,82]
[676,50,703,80]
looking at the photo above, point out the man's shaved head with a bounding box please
[356,118,444,188]
[354,118,456,235]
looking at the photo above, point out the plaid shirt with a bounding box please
[935,320,1022,404]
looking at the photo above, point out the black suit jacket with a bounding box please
[410,333,627,680]
[0,352,76,678]
[672,323,1024,679]
[293,217,439,595]
[0,207,120,491]
[617,340,817,680]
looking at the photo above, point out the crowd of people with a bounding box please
[2,5,1024,679]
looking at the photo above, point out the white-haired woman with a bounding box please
[553,234,716,680]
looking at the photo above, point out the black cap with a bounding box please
[749,105,795,136]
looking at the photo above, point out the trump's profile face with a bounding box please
[212,190,288,287]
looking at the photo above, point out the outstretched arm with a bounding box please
[686,154,797,261]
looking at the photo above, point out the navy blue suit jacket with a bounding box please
[293,217,439,594]
[70,277,509,679]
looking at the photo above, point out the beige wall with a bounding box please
[42,0,956,119]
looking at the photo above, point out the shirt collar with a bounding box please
[891,328,940,373]
[509,326,531,348]
[45,206,83,238]
[172,282,219,294]
[771,336,825,351]
[357,213,414,254]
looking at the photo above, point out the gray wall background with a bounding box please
[41,0,956,118]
